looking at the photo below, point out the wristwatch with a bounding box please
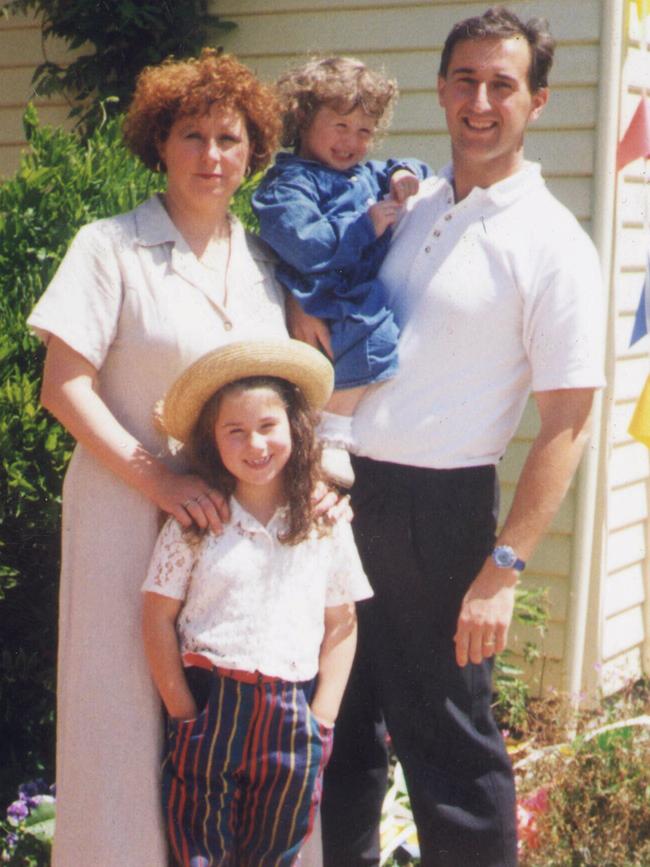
[491,545,526,572]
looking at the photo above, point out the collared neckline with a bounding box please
[133,193,249,253]
[133,194,185,248]
[229,495,289,536]
[132,194,249,322]
[439,161,545,208]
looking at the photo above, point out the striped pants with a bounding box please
[163,668,333,866]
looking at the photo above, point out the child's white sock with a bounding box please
[317,411,356,450]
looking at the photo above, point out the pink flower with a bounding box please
[517,787,551,853]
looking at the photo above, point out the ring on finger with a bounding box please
[483,636,496,646]
[182,498,193,509]
[195,494,207,503]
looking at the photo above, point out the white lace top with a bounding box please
[142,498,373,681]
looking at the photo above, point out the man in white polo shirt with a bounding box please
[293,7,605,867]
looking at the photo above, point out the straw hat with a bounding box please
[160,339,334,443]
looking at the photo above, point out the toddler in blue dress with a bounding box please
[253,56,429,486]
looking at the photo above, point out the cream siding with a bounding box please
[0,8,78,177]
[2,1,648,696]
[597,7,650,694]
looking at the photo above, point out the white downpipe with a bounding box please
[565,0,624,702]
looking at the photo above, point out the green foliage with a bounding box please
[494,584,549,732]
[3,0,235,133]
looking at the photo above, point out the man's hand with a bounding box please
[454,560,518,666]
[389,168,419,203]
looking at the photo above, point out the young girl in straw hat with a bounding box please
[141,338,372,866]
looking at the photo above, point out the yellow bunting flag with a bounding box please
[628,375,650,446]
[634,0,649,20]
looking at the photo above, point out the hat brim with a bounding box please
[161,339,334,443]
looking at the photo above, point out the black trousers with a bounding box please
[322,457,518,867]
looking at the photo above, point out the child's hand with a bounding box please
[368,199,401,238]
[169,701,199,723]
[389,169,419,203]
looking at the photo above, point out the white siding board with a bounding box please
[610,479,648,528]
[617,268,648,312]
[618,225,650,269]
[618,178,650,226]
[610,441,650,487]
[612,356,649,400]
[604,564,646,616]
[607,523,647,573]
[602,607,645,658]
[616,313,646,358]
[611,399,638,446]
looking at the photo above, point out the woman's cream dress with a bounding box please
[28,195,287,866]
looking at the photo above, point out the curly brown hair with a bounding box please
[277,55,398,150]
[187,376,326,545]
[123,49,281,174]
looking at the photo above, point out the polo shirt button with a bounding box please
[425,246,431,253]
[433,230,441,237]
[445,214,452,221]
[224,321,233,331]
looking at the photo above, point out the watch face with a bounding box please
[493,546,516,568]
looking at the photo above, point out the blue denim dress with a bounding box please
[253,154,430,389]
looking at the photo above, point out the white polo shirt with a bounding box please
[142,499,372,682]
[353,162,605,469]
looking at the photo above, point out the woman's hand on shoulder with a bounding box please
[152,468,229,533]
[312,480,352,525]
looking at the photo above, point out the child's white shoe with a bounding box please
[320,443,355,488]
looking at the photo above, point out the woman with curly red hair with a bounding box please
[27,50,291,865]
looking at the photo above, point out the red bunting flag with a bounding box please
[617,97,650,170]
